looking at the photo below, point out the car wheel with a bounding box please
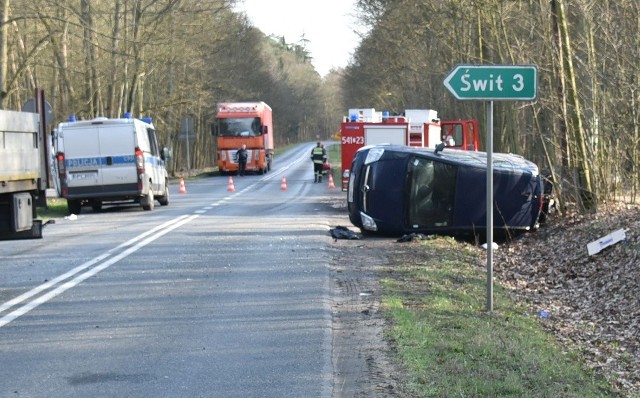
[158,180,170,206]
[142,189,155,211]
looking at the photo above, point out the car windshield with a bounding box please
[218,117,261,137]
[406,157,457,228]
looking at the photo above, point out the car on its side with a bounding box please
[347,144,549,237]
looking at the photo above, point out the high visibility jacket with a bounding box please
[311,146,327,164]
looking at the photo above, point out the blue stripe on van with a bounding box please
[65,155,136,168]
[145,157,164,167]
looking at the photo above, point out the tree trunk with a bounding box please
[556,0,596,211]
[80,0,103,116]
[107,0,122,117]
[0,0,8,109]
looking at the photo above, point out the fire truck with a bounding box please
[339,108,479,190]
[212,102,274,175]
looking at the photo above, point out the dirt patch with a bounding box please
[329,236,407,397]
[322,193,408,397]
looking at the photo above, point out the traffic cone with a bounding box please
[178,177,187,194]
[280,176,288,191]
[328,174,336,189]
[227,176,235,192]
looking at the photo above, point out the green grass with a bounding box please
[38,197,69,219]
[382,236,623,397]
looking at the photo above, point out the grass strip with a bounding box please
[382,236,621,397]
[38,197,69,220]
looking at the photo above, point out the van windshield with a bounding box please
[406,157,457,228]
[218,117,261,137]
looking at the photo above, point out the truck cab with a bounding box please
[213,102,274,175]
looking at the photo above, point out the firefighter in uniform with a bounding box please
[310,142,327,183]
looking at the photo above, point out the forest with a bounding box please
[1,0,638,212]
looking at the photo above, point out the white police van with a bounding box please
[54,114,170,214]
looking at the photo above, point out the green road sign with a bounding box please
[444,65,537,101]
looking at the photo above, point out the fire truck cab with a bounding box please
[339,108,479,190]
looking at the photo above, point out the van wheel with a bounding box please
[142,189,155,211]
[68,199,82,215]
[158,181,169,206]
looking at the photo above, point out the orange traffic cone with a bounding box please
[280,176,288,191]
[178,177,187,194]
[227,176,235,192]
[328,174,336,189]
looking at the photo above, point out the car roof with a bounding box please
[360,144,539,175]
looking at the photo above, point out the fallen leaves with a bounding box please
[493,202,640,395]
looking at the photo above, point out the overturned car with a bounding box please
[347,144,550,237]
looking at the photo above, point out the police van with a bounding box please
[54,114,170,214]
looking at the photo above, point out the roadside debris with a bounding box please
[396,233,433,243]
[330,226,361,240]
[587,228,627,256]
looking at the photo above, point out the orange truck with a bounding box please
[340,108,479,190]
[213,102,274,175]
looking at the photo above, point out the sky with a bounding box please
[234,0,362,77]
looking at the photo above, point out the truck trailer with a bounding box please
[0,108,48,240]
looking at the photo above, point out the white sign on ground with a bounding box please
[587,228,627,256]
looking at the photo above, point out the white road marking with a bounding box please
[0,147,314,328]
[0,214,198,328]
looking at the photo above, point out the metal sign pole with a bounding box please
[443,64,538,313]
[486,101,494,313]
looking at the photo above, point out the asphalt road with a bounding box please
[0,142,349,398]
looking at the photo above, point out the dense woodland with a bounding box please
[0,0,638,212]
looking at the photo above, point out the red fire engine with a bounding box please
[340,108,479,190]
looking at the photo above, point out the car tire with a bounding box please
[142,189,155,211]
[158,180,169,206]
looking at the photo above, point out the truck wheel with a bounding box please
[91,201,102,212]
[158,181,170,206]
[68,199,82,215]
[142,189,155,211]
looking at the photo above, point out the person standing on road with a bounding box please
[236,144,248,176]
[310,141,327,183]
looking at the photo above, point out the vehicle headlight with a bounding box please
[364,147,384,165]
[360,212,378,231]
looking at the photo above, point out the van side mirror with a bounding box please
[161,147,171,160]
[262,126,268,135]
[211,123,218,136]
